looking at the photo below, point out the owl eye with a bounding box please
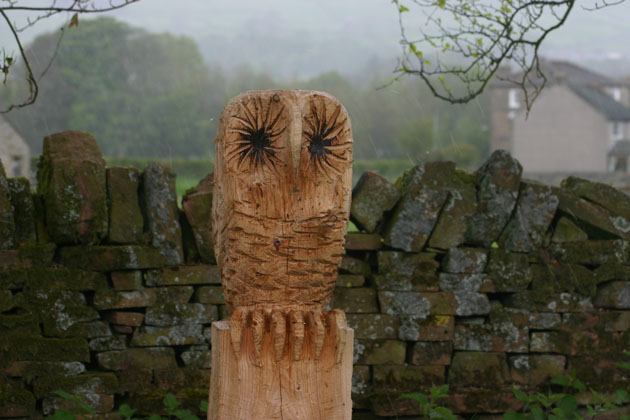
[303,100,348,173]
[229,96,286,170]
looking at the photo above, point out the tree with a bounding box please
[5,17,226,158]
[391,0,625,110]
[1,0,140,113]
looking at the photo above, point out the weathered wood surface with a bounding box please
[209,90,354,420]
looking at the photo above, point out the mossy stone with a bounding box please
[181,173,215,263]
[448,351,509,389]
[37,131,108,245]
[107,166,144,244]
[329,288,379,313]
[350,170,401,233]
[32,372,118,399]
[551,217,588,243]
[4,336,89,362]
[0,159,15,250]
[7,177,36,245]
[58,245,167,271]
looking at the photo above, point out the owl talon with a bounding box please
[229,308,247,357]
[251,310,266,364]
[289,311,305,361]
[327,309,347,364]
[271,310,286,361]
[306,310,326,360]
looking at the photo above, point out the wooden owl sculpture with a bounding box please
[212,90,353,361]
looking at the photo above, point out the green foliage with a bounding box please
[504,369,628,420]
[53,392,205,420]
[400,384,457,420]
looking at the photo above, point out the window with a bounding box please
[610,87,622,102]
[508,89,520,109]
[11,156,21,178]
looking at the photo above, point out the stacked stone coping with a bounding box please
[0,131,628,419]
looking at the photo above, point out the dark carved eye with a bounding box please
[229,96,286,170]
[303,100,347,173]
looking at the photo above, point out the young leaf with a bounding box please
[200,400,209,412]
[551,375,569,387]
[173,409,200,420]
[119,404,137,419]
[54,390,73,400]
[79,401,96,415]
[512,388,529,403]
[616,389,630,404]
[557,395,578,417]
[399,392,429,406]
[163,393,180,410]
[503,412,527,420]
[431,406,457,420]
[51,409,76,420]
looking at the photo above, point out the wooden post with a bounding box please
[208,90,354,420]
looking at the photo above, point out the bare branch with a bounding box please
[1,8,37,113]
[391,0,621,110]
[582,0,625,11]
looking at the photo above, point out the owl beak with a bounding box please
[289,104,303,182]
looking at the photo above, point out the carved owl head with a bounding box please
[212,90,353,313]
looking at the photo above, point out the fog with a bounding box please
[4,0,630,79]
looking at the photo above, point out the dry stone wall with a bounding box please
[1,131,629,419]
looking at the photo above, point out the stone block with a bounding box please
[442,248,488,274]
[142,163,183,265]
[530,263,597,297]
[500,181,558,252]
[373,365,445,391]
[486,249,532,292]
[7,177,36,245]
[454,291,491,316]
[107,166,144,244]
[111,271,143,291]
[181,173,215,263]
[144,303,218,326]
[509,355,566,387]
[352,365,371,397]
[148,265,221,286]
[410,341,452,365]
[399,315,454,341]
[89,335,127,351]
[551,217,588,243]
[104,311,144,326]
[439,273,484,293]
[195,286,225,304]
[429,170,478,249]
[32,372,118,401]
[4,361,86,379]
[353,339,406,365]
[448,352,509,389]
[146,286,194,305]
[454,323,528,353]
[339,255,371,276]
[594,263,630,283]
[378,291,455,317]
[376,251,439,291]
[336,274,365,288]
[504,291,594,312]
[5,336,90,362]
[181,345,211,368]
[0,384,36,418]
[1,267,107,291]
[350,170,401,233]
[0,157,16,250]
[94,289,151,310]
[562,176,630,222]
[97,347,177,371]
[528,313,562,330]
[530,331,572,353]
[383,162,453,252]
[131,323,205,346]
[466,150,523,247]
[568,356,626,388]
[345,232,382,250]
[594,281,630,309]
[58,245,166,271]
[599,311,630,331]
[37,131,108,244]
[556,190,630,240]
[0,243,56,271]
[346,314,398,340]
[329,288,379,313]
[0,290,13,312]
[550,240,630,265]
[44,320,111,339]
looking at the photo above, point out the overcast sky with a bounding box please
[3,0,630,78]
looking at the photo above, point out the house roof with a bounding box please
[569,84,630,121]
[492,60,625,88]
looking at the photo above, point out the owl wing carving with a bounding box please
[212,90,352,314]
